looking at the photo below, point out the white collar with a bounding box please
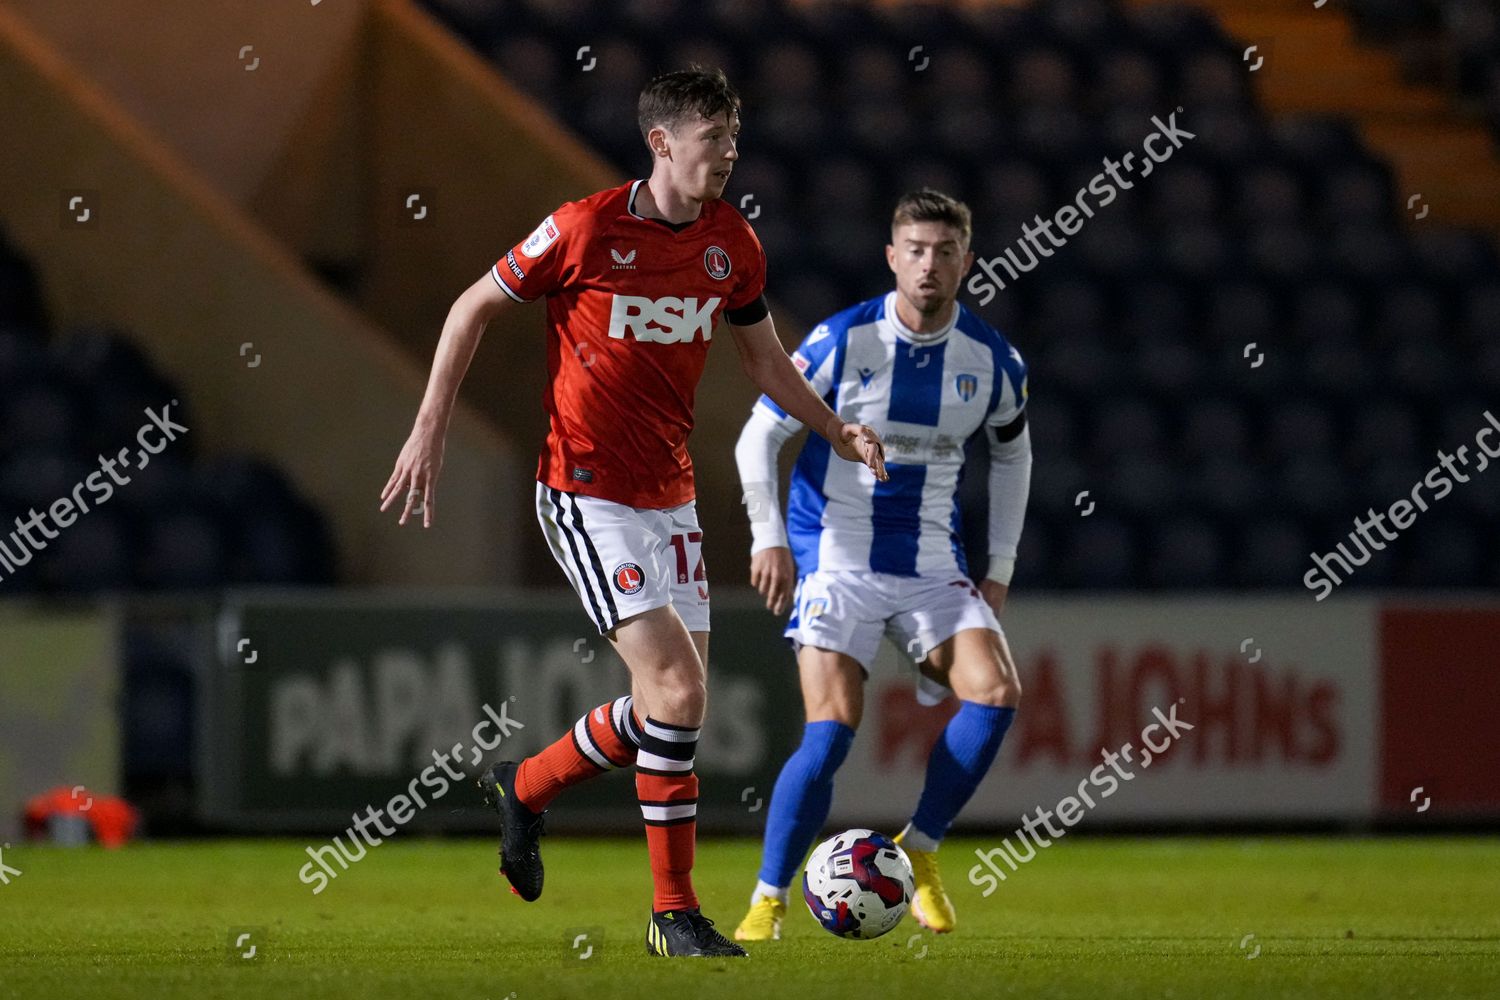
[885,291,958,345]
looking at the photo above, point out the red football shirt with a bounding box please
[493,180,766,509]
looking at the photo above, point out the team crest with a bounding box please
[803,597,828,621]
[521,215,560,258]
[703,245,731,280]
[955,373,979,401]
[612,562,645,595]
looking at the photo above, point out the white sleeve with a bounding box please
[735,403,801,554]
[985,422,1032,584]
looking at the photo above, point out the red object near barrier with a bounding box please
[22,786,140,848]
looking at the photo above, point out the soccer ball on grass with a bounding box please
[801,828,914,939]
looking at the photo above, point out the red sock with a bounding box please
[636,716,700,912]
[515,695,641,811]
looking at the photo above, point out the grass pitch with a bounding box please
[2,836,1496,999]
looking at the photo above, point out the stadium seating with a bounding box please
[420,0,1500,590]
[1348,0,1500,143]
[0,226,336,593]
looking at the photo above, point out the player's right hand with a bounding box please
[832,422,889,482]
[380,425,445,528]
[750,546,795,616]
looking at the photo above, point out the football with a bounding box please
[801,829,915,939]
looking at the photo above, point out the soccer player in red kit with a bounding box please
[380,68,887,957]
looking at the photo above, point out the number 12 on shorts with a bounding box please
[669,532,705,585]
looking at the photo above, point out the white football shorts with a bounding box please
[535,482,710,636]
[785,569,1002,704]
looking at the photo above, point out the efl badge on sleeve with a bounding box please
[522,215,560,258]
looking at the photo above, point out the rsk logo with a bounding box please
[607,295,721,344]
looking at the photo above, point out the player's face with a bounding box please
[665,111,740,201]
[886,222,974,316]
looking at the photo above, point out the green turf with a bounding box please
[1,836,1496,999]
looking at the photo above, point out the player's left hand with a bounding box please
[832,422,888,482]
[979,578,1008,618]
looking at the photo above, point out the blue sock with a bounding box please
[910,702,1016,844]
[756,720,855,888]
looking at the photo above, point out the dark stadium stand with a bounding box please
[1348,0,1500,143]
[419,0,1500,591]
[0,226,337,593]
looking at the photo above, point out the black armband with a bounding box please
[989,410,1027,444]
[725,294,770,327]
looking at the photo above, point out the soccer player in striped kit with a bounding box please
[732,190,1031,941]
[381,68,886,957]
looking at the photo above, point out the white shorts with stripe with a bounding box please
[535,482,711,636]
[785,569,1002,705]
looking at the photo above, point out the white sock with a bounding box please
[898,823,940,853]
[752,880,789,905]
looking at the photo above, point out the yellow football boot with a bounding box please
[894,833,957,934]
[733,894,786,941]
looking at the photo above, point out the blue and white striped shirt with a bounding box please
[738,291,1029,579]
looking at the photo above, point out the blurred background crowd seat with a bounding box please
[0,226,336,594]
[1347,0,1500,144]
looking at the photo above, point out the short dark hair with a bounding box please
[891,188,973,247]
[637,66,741,145]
